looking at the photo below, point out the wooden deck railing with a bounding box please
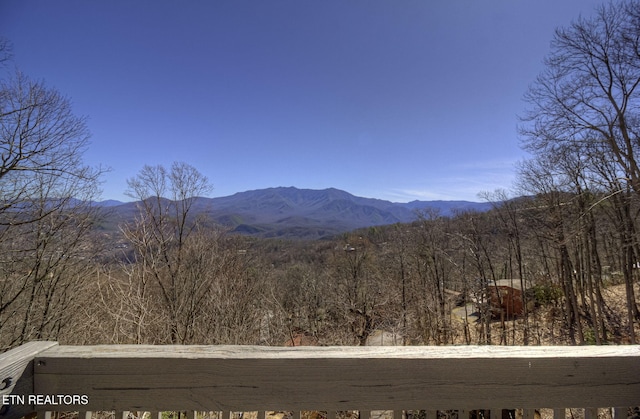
[1,342,639,419]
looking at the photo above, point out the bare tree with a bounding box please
[329,234,387,345]
[0,38,12,66]
[122,162,214,343]
[521,0,640,195]
[0,67,103,349]
[519,0,640,344]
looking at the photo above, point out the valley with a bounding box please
[96,186,492,239]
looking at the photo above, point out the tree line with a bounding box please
[1,1,639,350]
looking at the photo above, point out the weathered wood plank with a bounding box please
[612,407,625,419]
[25,345,640,411]
[31,345,640,359]
[0,342,59,419]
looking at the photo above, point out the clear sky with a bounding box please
[1,0,605,202]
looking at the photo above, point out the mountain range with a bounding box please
[99,187,493,239]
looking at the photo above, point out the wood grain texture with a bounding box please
[29,345,640,411]
[31,344,640,359]
[0,342,59,419]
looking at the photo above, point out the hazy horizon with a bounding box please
[95,184,498,205]
[1,1,605,202]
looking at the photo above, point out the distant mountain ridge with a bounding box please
[103,187,493,239]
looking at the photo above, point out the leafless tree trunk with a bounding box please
[122,162,213,344]
[0,67,103,350]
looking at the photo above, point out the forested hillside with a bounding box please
[1,2,640,350]
[97,186,492,239]
[2,183,639,348]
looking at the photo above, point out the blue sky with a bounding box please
[1,1,605,202]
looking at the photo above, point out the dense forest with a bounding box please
[1,1,640,350]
